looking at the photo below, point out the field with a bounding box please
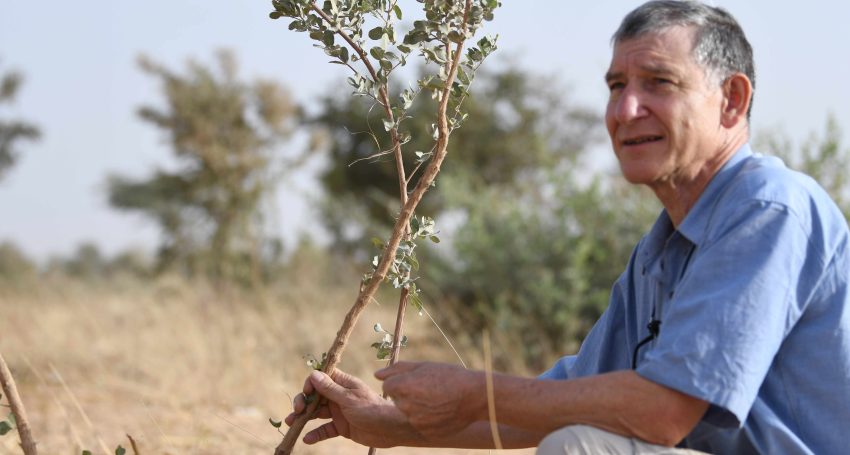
[0,267,535,455]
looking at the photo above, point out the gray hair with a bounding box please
[613,1,755,118]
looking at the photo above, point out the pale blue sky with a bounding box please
[1,1,848,261]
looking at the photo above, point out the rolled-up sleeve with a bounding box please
[636,199,824,427]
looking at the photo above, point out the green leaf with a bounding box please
[447,30,463,43]
[382,118,395,132]
[338,47,349,64]
[368,27,384,40]
[115,446,126,455]
[370,47,385,60]
[393,4,403,20]
[408,292,423,312]
[82,451,92,455]
[407,254,420,271]
[269,418,283,428]
[269,11,283,19]
[322,30,335,47]
[0,421,12,436]
[430,235,441,243]
[414,151,432,163]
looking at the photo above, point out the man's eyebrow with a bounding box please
[604,71,622,83]
[639,63,678,77]
[604,64,678,83]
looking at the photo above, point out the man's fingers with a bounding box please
[302,376,316,395]
[292,392,306,414]
[375,361,419,380]
[302,422,341,445]
[308,370,351,403]
[329,368,367,389]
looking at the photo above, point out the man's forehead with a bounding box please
[605,27,697,77]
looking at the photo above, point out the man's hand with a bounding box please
[285,369,417,448]
[376,361,484,438]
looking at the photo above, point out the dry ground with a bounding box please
[0,273,535,455]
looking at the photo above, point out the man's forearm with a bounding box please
[407,421,544,449]
[470,370,708,447]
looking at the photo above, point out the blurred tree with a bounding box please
[108,50,300,285]
[0,241,37,285]
[107,248,153,279]
[61,242,106,281]
[315,67,601,252]
[0,61,40,180]
[757,114,850,220]
[422,163,659,372]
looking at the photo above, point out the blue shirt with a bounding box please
[541,145,850,454]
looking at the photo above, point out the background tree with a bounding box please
[316,67,600,252]
[0,60,40,181]
[758,114,850,220]
[107,50,300,285]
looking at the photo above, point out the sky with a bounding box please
[1,1,848,261]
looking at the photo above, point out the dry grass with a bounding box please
[0,268,534,455]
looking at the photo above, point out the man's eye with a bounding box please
[608,82,625,92]
[654,78,672,85]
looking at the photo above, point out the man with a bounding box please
[287,1,850,453]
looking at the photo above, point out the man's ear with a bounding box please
[720,73,752,128]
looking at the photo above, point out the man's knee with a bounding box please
[536,425,631,455]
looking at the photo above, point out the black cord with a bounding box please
[631,319,661,369]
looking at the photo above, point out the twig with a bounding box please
[48,363,110,455]
[420,304,466,368]
[20,354,84,450]
[482,331,502,450]
[213,413,272,446]
[127,434,140,455]
[0,352,37,455]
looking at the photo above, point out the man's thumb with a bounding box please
[309,370,347,401]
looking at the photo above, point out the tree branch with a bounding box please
[0,352,37,455]
[276,2,474,453]
[308,2,407,199]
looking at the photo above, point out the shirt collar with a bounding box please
[676,143,753,245]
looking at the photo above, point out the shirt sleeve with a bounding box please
[540,260,636,380]
[636,199,824,428]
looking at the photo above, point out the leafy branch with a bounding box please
[269,1,499,453]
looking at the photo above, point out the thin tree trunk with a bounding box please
[0,352,37,455]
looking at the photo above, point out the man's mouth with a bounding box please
[622,135,663,146]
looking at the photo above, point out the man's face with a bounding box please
[605,26,726,188]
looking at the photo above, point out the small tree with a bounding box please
[108,50,300,285]
[268,0,500,453]
[0,61,40,181]
[757,114,850,221]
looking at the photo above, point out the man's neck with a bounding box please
[652,131,749,227]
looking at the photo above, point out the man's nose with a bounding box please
[613,88,648,124]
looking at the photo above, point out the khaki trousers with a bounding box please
[536,425,709,455]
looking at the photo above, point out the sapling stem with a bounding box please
[0,352,38,455]
[274,1,487,452]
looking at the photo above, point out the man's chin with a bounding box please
[617,164,657,186]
